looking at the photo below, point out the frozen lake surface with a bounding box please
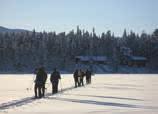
[0,74,158,114]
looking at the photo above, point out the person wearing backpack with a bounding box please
[34,67,47,98]
[50,68,61,94]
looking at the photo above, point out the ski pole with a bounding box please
[60,79,62,91]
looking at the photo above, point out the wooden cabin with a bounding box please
[127,55,147,67]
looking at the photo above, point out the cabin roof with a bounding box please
[75,56,107,62]
[130,56,147,61]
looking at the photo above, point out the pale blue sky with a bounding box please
[0,0,158,36]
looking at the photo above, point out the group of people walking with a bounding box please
[73,69,92,88]
[34,67,92,99]
[34,67,61,98]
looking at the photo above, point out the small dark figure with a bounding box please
[78,69,85,86]
[41,68,47,97]
[34,67,47,98]
[85,69,92,84]
[50,68,61,94]
[73,69,79,88]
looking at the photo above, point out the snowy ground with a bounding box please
[0,74,158,114]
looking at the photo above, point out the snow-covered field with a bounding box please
[0,74,158,114]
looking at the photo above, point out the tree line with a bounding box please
[0,26,158,72]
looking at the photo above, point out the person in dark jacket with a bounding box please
[85,69,92,84]
[41,67,47,97]
[78,69,85,86]
[73,69,79,88]
[34,67,47,98]
[50,68,61,94]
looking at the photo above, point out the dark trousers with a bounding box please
[74,78,78,87]
[42,84,45,97]
[89,77,91,84]
[34,84,42,98]
[78,77,81,86]
[86,77,91,84]
[52,81,59,94]
[80,78,84,86]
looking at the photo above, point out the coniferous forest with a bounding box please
[0,26,158,73]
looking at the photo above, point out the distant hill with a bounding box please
[0,26,29,33]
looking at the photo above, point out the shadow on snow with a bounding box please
[47,97,140,108]
[47,97,157,109]
[0,86,75,110]
[63,93,144,101]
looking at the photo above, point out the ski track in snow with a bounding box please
[0,86,75,110]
